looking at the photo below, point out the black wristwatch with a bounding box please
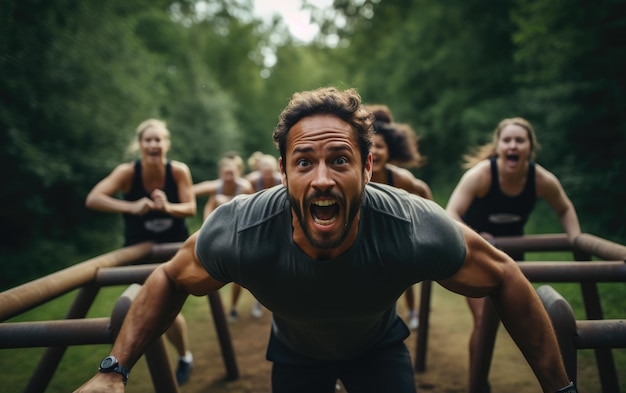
[99,355,130,385]
[555,381,577,393]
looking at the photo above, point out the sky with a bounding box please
[253,0,334,42]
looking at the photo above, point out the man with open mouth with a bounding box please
[76,89,577,393]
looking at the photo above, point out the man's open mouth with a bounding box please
[311,200,339,225]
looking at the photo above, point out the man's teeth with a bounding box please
[313,200,336,206]
[314,217,337,225]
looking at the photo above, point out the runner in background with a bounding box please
[366,104,432,330]
[197,154,254,323]
[85,118,196,385]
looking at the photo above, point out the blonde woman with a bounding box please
[85,119,196,385]
[446,117,580,392]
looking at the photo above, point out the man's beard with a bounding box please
[288,187,364,250]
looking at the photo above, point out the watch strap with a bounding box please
[114,365,130,385]
[555,381,577,393]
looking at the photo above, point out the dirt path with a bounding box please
[126,283,565,392]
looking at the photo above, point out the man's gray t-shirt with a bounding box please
[196,182,466,360]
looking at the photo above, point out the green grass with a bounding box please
[1,286,210,392]
[1,287,125,391]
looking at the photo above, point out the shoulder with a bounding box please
[236,177,255,193]
[245,171,260,183]
[169,160,191,174]
[386,164,413,182]
[365,183,439,220]
[386,164,432,199]
[534,163,558,185]
[534,163,563,197]
[110,161,136,178]
[365,184,466,277]
[467,159,492,179]
[207,185,287,228]
[197,186,286,255]
[458,160,492,194]
[169,160,192,183]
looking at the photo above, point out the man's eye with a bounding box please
[334,157,348,165]
[296,159,310,167]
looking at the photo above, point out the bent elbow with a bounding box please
[85,194,95,209]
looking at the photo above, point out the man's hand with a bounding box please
[73,371,126,393]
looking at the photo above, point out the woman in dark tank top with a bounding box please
[366,104,433,331]
[446,117,581,392]
[85,118,197,385]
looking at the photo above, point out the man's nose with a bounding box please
[311,163,335,190]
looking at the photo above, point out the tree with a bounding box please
[512,0,626,241]
[324,0,520,192]
[0,0,243,286]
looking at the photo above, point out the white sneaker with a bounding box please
[227,309,238,323]
[251,301,263,318]
[408,312,419,330]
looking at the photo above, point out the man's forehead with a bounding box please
[286,115,358,149]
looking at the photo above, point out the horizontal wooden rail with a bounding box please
[0,242,154,322]
[0,318,111,348]
[576,320,626,349]
[94,264,160,286]
[519,261,626,282]
[490,233,572,253]
[575,233,626,260]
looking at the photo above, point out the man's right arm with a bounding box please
[438,224,572,392]
[73,231,224,392]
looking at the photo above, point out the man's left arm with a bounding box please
[438,224,574,393]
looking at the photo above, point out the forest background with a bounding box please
[1,0,625,289]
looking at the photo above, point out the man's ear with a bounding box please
[279,157,287,186]
[363,152,373,184]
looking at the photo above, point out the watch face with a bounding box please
[101,356,117,369]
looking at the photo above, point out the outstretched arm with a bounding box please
[536,165,581,242]
[73,232,224,392]
[438,224,571,392]
[192,179,220,196]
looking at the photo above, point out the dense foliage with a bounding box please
[1,0,624,288]
[323,0,626,239]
